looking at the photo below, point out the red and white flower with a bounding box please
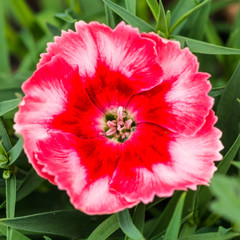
[14,21,223,215]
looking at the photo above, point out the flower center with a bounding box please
[103,106,136,143]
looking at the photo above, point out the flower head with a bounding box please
[14,21,223,215]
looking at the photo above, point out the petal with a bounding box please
[36,132,135,215]
[38,21,163,110]
[14,125,55,184]
[127,71,213,135]
[141,33,198,79]
[15,56,103,139]
[110,111,222,203]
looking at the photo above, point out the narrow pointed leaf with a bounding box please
[216,133,240,174]
[55,10,76,23]
[125,0,136,15]
[170,0,196,34]
[104,4,116,28]
[232,161,240,169]
[132,203,145,233]
[179,232,240,240]
[216,62,240,153]
[0,224,31,240]
[87,214,119,240]
[187,0,211,40]
[169,0,211,34]
[209,86,225,97]
[16,168,45,201]
[156,1,168,36]
[147,192,182,238]
[0,119,12,151]
[9,0,35,28]
[0,99,20,116]
[163,192,186,240]
[8,137,23,165]
[174,36,240,55]
[117,209,145,240]
[0,210,107,238]
[146,0,159,21]
[0,0,10,75]
[102,0,154,32]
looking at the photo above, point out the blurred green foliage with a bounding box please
[0,0,240,239]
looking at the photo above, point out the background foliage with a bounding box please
[1,0,240,239]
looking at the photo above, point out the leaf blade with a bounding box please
[174,36,240,55]
[87,214,119,240]
[0,210,107,238]
[117,209,146,240]
[0,99,20,117]
[163,192,186,240]
[125,0,136,15]
[102,0,154,32]
[216,62,240,154]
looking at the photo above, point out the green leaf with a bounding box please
[174,36,240,55]
[43,237,53,240]
[187,0,211,40]
[146,0,159,21]
[169,0,211,35]
[9,0,36,28]
[0,0,10,75]
[16,168,45,201]
[125,0,136,15]
[0,224,31,240]
[163,192,186,240]
[0,118,12,151]
[232,161,240,169]
[209,86,225,97]
[20,29,38,62]
[1,169,47,210]
[210,175,240,225]
[6,174,16,240]
[0,210,107,238]
[216,133,240,175]
[132,203,145,233]
[146,192,182,238]
[155,1,168,37]
[170,0,196,34]
[87,214,119,240]
[104,4,116,28]
[55,10,76,23]
[102,0,154,32]
[46,22,61,36]
[179,232,240,240]
[117,209,145,240]
[8,137,23,166]
[216,62,240,154]
[205,20,225,64]
[0,99,20,117]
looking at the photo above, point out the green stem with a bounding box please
[5,174,16,240]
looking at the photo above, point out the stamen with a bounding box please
[104,106,135,142]
[125,119,133,129]
[106,127,117,136]
[107,120,116,128]
[117,106,123,121]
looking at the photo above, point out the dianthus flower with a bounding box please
[14,21,223,215]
